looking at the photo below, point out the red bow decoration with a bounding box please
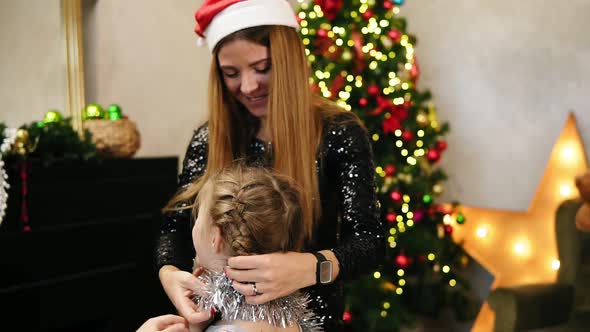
[329,75,345,99]
[316,0,343,20]
[368,96,409,120]
[382,116,402,135]
[350,31,367,74]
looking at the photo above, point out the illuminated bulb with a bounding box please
[552,259,561,270]
[395,288,403,295]
[476,226,489,238]
[562,147,575,160]
[397,269,404,277]
[442,265,450,273]
[398,279,406,286]
[443,214,452,225]
[383,302,391,309]
[560,184,573,197]
[513,242,527,255]
[449,279,457,287]
[374,271,381,279]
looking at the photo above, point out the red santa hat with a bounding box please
[194,0,300,52]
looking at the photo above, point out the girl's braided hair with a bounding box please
[195,164,304,255]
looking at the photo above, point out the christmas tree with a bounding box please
[297,0,479,330]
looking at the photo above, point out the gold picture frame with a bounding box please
[62,0,86,133]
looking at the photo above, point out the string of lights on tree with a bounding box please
[297,0,478,330]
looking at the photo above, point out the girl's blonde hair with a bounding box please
[165,25,356,240]
[195,164,304,255]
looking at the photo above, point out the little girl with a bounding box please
[188,165,321,332]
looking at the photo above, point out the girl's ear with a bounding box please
[211,226,225,253]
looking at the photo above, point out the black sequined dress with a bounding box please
[156,115,384,331]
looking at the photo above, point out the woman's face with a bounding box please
[217,39,271,118]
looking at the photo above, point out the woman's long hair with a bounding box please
[165,25,355,240]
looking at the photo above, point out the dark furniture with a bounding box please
[488,200,590,331]
[0,157,179,332]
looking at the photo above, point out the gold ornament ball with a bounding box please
[433,183,444,195]
[416,111,429,126]
[16,128,29,142]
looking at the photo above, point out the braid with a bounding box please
[204,164,305,256]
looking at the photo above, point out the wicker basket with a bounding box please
[83,119,141,158]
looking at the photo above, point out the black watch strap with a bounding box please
[312,251,328,284]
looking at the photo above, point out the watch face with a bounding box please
[319,260,333,283]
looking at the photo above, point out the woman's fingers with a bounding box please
[231,280,277,304]
[176,295,209,324]
[231,280,261,296]
[161,323,189,332]
[244,293,274,305]
[225,267,264,283]
[227,254,270,269]
[154,315,186,328]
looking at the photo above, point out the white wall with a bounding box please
[83,0,211,162]
[0,0,67,127]
[399,0,590,210]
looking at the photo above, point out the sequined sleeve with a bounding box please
[155,124,209,271]
[326,120,384,280]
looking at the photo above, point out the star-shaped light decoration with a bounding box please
[451,113,588,332]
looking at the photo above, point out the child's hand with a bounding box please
[136,314,189,332]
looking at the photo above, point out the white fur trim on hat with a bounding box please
[203,0,299,52]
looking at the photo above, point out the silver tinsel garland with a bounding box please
[0,128,17,226]
[192,270,323,332]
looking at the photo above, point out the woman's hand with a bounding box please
[225,252,315,304]
[226,251,339,305]
[159,266,214,324]
[136,314,188,332]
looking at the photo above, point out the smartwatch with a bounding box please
[312,252,333,284]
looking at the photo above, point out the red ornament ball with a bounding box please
[386,212,396,224]
[388,29,402,42]
[444,225,453,234]
[359,97,368,107]
[384,1,393,9]
[395,254,410,269]
[362,10,374,20]
[435,204,453,215]
[401,130,414,141]
[384,164,396,176]
[368,84,380,96]
[343,311,353,324]
[436,140,448,151]
[317,29,328,38]
[426,149,441,163]
[390,191,402,202]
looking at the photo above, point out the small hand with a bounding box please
[136,314,188,332]
[225,252,316,305]
[159,266,214,324]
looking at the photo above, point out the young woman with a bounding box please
[156,1,384,330]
